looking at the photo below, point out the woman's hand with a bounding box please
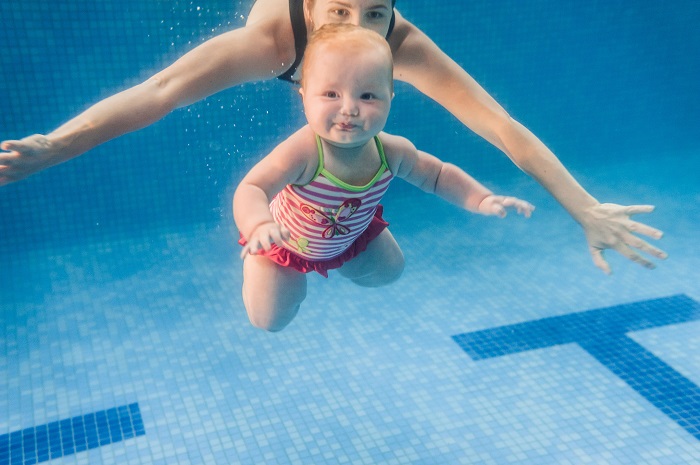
[580,203,667,274]
[0,135,63,186]
[478,195,535,218]
[240,222,291,259]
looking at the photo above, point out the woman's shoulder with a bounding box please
[246,0,290,24]
[386,10,421,54]
[246,0,297,64]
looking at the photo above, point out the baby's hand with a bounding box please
[478,195,535,218]
[240,222,291,259]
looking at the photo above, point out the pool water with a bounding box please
[2,1,699,464]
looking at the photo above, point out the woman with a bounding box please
[0,0,666,273]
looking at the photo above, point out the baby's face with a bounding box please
[308,0,394,37]
[301,45,393,149]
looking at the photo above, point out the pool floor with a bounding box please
[2,154,699,464]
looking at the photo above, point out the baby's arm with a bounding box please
[385,134,534,218]
[233,127,316,258]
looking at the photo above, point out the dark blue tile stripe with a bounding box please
[452,295,700,441]
[0,403,145,465]
[452,294,700,360]
[579,335,700,439]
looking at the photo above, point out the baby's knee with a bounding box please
[248,313,294,332]
[242,288,304,332]
[381,256,405,285]
[246,304,300,332]
[352,254,404,287]
[383,248,405,281]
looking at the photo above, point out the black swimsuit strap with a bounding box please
[277,0,397,83]
[277,0,307,83]
[387,6,396,40]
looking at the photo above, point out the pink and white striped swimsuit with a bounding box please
[270,135,393,261]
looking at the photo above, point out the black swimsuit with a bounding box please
[277,0,397,83]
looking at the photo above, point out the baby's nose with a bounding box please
[340,99,359,116]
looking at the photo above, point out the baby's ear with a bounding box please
[299,87,305,98]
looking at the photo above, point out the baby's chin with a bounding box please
[320,135,373,150]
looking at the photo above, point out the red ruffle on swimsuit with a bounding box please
[238,206,388,277]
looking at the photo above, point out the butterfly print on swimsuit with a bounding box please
[300,198,362,239]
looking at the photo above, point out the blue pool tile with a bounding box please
[453,295,700,441]
[0,403,145,465]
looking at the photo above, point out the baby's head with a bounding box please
[300,24,394,147]
[301,23,393,92]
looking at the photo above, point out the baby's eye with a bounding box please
[361,93,376,100]
[325,91,339,98]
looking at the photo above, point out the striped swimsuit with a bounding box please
[267,135,393,273]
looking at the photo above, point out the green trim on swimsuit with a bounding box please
[311,134,389,192]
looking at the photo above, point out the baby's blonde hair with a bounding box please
[300,23,394,90]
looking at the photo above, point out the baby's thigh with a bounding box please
[338,229,405,286]
[242,254,307,331]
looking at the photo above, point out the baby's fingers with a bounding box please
[239,243,255,259]
[240,238,268,259]
[493,204,507,218]
[269,225,291,245]
[501,197,535,218]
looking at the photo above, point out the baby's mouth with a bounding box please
[336,122,357,130]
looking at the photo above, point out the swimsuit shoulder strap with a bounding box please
[277,0,306,83]
[306,135,390,192]
[387,9,396,38]
[374,136,389,171]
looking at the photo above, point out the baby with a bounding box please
[233,24,534,331]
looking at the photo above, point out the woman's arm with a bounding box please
[390,15,593,215]
[0,1,295,186]
[389,12,666,273]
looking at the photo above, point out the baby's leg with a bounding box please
[338,228,405,287]
[242,254,307,332]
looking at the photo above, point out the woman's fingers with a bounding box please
[621,231,668,260]
[583,203,666,273]
[589,247,612,275]
[624,219,663,240]
[588,230,667,274]
[612,241,657,270]
[623,204,655,215]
